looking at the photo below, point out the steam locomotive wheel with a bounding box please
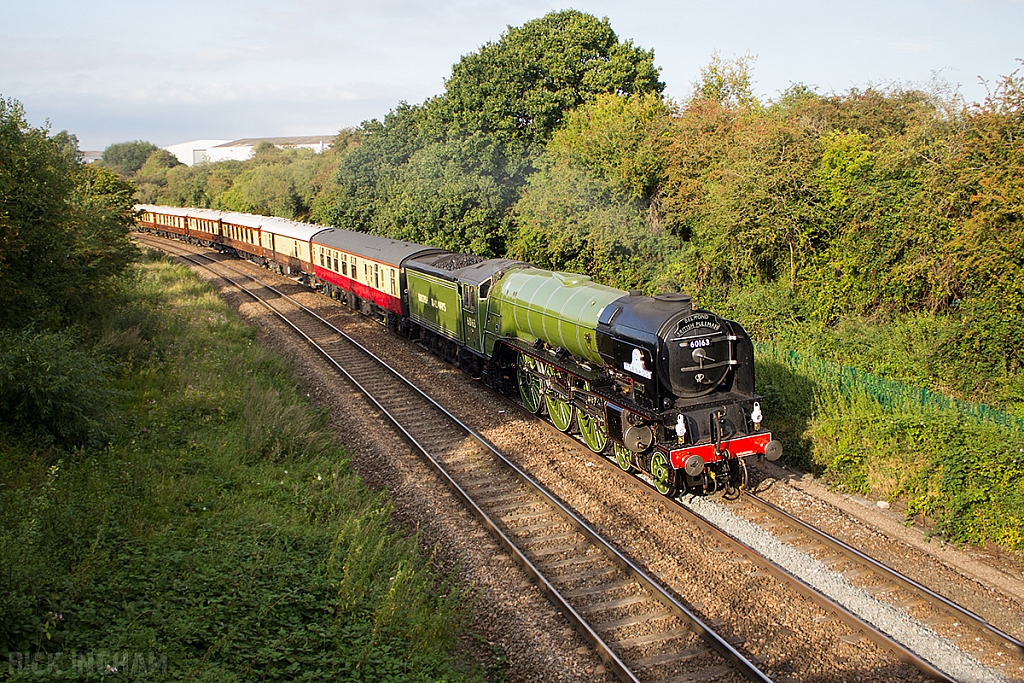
[543,367,574,432]
[650,452,677,497]
[546,395,574,432]
[577,412,607,453]
[517,354,543,414]
[614,443,633,472]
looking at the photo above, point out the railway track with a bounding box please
[730,489,1024,669]
[138,235,773,683]
[140,234,1018,683]
[547,400,1023,682]
[542,386,1022,682]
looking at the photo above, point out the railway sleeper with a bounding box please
[593,609,674,632]
[527,542,592,559]
[576,594,656,614]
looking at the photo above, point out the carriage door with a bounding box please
[461,284,482,353]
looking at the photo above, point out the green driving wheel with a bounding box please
[517,354,543,414]
[577,412,607,453]
[544,366,574,432]
[650,451,677,496]
[614,443,633,472]
[545,394,574,432]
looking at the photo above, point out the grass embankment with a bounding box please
[755,342,1024,552]
[0,253,484,681]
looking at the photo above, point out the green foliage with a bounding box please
[691,51,760,109]
[134,149,182,203]
[511,164,659,288]
[816,130,875,209]
[100,140,160,177]
[545,92,670,201]
[161,160,246,208]
[0,97,138,330]
[0,257,482,681]
[316,10,663,257]
[0,329,116,448]
[811,390,1024,550]
[937,69,1024,394]
[213,162,305,219]
[510,93,675,289]
[437,10,663,147]
[374,134,519,256]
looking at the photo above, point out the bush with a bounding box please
[0,259,481,681]
[0,329,115,448]
[811,388,1024,550]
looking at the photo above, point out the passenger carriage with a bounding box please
[184,208,226,246]
[311,229,442,322]
[258,217,326,276]
[136,204,190,238]
[218,212,266,262]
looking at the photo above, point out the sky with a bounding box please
[2,0,1021,151]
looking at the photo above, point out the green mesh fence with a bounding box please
[753,342,1024,433]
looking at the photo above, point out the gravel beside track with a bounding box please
[143,237,1022,683]
[744,470,1024,682]
[681,495,1007,683]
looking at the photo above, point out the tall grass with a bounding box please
[752,338,1024,552]
[0,253,483,681]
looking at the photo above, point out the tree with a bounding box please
[100,140,159,177]
[938,68,1024,389]
[214,164,304,219]
[0,97,137,329]
[134,149,182,203]
[437,10,663,150]
[691,51,759,109]
[317,10,664,257]
[509,93,675,289]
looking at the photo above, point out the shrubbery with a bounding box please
[0,256,481,680]
[0,97,137,331]
[0,329,115,448]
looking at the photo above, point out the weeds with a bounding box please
[0,254,483,681]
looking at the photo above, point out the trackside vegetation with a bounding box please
[1,98,485,680]
[0,254,483,681]
[110,11,1022,554]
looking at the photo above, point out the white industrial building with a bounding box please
[164,136,333,166]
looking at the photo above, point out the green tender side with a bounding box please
[494,268,625,365]
[406,269,463,342]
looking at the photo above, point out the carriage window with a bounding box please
[341,261,347,276]
[390,270,396,296]
[334,258,339,272]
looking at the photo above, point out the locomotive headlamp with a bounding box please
[750,402,763,430]
[675,414,687,439]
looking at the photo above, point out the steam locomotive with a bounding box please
[136,205,781,496]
